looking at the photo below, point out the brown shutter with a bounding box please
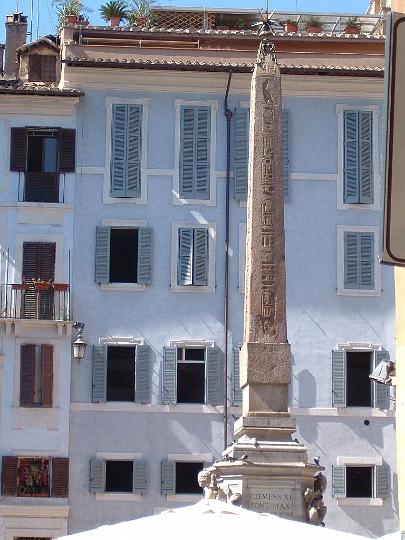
[2,456,18,496]
[59,129,76,172]
[28,55,42,81]
[20,344,35,406]
[51,457,69,497]
[10,127,27,171]
[22,242,40,281]
[39,243,56,281]
[22,242,56,281]
[41,345,53,407]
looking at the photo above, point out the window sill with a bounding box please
[337,202,379,212]
[166,494,202,503]
[17,202,72,210]
[95,493,142,502]
[337,497,383,507]
[337,288,381,297]
[103,195,145,205]
[170,284,215,294]
[289,407,394,418]
[101,283,146,292]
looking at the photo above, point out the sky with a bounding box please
[0,0,371,41]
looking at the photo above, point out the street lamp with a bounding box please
[72,321,87,360]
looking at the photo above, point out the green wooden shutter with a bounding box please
[95,227,110,284]
[111,104,127,197]
[343,111,360,204]
[359,233,374,290]
[89,459,105,493]
[193,228,209,286]
[232,348,242,406]
[344,232,360,289]
[137,227,152,285]
[178,228,193,286]
[206,347,220,405]
[195,107,210,199]
[375,465,389,497]
[161,461,175,495]
[133,460,148,494]
[282,109,289,198]
[374,350,390,409]
[234,107,249,200]
[135,345,150,404]
[332,350,346,407]
[332,465,346,497]
[180,107,196,198]
[163,347,177,404]
[359,111,373,204]
[126,105,142,197]
[92,346,107,402]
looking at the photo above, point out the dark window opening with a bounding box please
[25,130,59,202]
[347,351,372,407]
[105,460,133,493]
[175,462,203,494]
[346,466,373,498]
[29,55,56,83]
[177,348,205,404]
[106,346,135,401]
[109,228,138,283]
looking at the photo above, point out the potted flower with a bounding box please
[127,0,155,28]
[304,16,323,33]
[100,0,128,27]
[344,17,362,34]
[283,18,299,33]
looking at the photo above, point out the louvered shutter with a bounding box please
[137,227,152,284]
[59,129,76,172]
[20,344,35,406]
[374,350,390,409]
[41,344,53,407]
[359,111,373,204]
[180,107,195,198]
[126,105,142,197]
[332,350,346,407]
[111,104,127,197]
[95,227,110,284]
[375,465,389,497]
[133,460,148,494]
[232,348,242,406]
[344,232,360,289]
[196,107,210,199]
[92,345,107,402]
[135,345,150,404]
[234,107,249,200]
[282,109,289,197]
[332,465,346,497]
[343,111,360,204]
[359,233,374,289]
[89,459,104,493]
[1,456,18,496]
[10,127,27,171]
[178,228,193,286]
[193,228,209,286]
[206,347,221,405]
[161,461,175,495]
[39,243,56,281]
[51,457,69,497]
[163,347,177,404]
[22,242,40,281]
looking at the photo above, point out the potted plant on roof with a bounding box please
[304,15,323,33]
[52,0,91,30]
[100,0,128,27]
[127,0,156,28]
[344,17,362,34]
[283,18,299,33]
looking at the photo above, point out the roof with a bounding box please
[0,79,83,96]
[17,36,60,54]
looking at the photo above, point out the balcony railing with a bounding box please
[18,172,66,203]
[0,284,71,321]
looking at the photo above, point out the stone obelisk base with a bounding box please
[210,415,322,521]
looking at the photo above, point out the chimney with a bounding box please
[4,12,27,78]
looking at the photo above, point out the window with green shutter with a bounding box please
[177,227,209,286]
[343,231,374,290]
[343,110,373,204]
[89,458,148,494]
[160,461,203,495]
[180,106,210,199]
[332,464,389,498]
[110,104,142,198]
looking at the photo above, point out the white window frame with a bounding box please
[104,97,149,205]
[100,218,147,292]
[336,104,380,211]
[337,225,381,296]
[94,451,143,501]
[239,223,246,295]
[170,221,216,293]
[335,457,384,506]
[173,99,218,207]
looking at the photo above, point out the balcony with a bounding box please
[18,172,66,203]
[0,284,71,321]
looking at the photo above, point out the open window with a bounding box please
[332,464,389,500]
[161,461,203,495]
[89,458,148,494]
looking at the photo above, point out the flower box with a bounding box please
[34,283,51,291]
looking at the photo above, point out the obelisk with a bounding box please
[206,40,324,523]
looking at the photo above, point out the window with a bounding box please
[10,127,76,203]
[332,349,390,408]
[332,464,389,499]
[177,227,208,286]
[20,344,53,407]
[21,242,55,320]
[29,54,56,82]
[95,226,152,286]
[89,458,148,494]
[162,345,220,405]
[161,461,203,495]
[92,344,151,403]
[110,104,142,198]
[1,456,68,497]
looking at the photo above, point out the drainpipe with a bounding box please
[223,70,233,451]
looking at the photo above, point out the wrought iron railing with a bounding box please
[0,284,71,321]
[18,172,65,203]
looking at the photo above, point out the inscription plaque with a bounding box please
[249,487,293,518]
